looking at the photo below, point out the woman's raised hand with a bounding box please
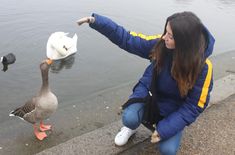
[76,16,95,26]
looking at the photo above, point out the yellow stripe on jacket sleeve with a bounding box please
[130,31,161,40]
[198,59,213,108]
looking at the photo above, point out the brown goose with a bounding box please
[9,59,58,140]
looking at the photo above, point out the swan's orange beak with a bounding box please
[46,58,53,65]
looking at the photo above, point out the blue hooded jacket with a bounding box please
[89,13,215,140]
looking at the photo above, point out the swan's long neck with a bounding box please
[40,68,50,93]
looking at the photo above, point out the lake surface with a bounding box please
[0,0,235,154]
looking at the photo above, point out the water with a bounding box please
[0,0,235,154]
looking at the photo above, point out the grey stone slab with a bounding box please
[37,74,235,155]
[37,121,151,155]
[209,74,235,106]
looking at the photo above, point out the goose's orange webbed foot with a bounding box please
[40,121,52,131]
[34,124,47,140]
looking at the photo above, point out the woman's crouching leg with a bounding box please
[157,131,183,155]
[122,102,145,130]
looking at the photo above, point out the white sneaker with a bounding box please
[114,126,136,146]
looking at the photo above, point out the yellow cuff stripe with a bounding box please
[130,31,161,40]
[198,59,213,108]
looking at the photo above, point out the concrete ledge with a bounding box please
[209,74,235,106]
[37,121,151,155]
[37,74,235,155]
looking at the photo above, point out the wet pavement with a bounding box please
[0,82,132,154]
[36,74,235,155]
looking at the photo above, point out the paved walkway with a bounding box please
[37,75,235,155]
[120,94,235,155]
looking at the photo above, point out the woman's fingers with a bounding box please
[76,17,95,26]
[76,17,89,26]
[150,130,160,143]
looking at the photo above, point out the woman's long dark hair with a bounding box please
[151,11,208,97]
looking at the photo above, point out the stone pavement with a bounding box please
[120,94,235,155]
[37,74,235,155]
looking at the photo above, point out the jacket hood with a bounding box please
[203,26,215,58]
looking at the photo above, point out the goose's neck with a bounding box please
[40,69,50,93]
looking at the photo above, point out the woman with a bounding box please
[77,11,215,155]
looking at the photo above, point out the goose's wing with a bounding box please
[9,98,36,119]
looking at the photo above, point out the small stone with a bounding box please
[0,147,2,149]
[25,143,29,146]
[73,105,76,108]
[105,106,109,109]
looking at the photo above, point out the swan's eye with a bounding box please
[63,45,68,51]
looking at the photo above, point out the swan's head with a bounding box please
[46,32,78,60]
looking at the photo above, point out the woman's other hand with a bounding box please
[151,130,161,143]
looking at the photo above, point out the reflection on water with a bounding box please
[175,0,235,5]
[215,0,235,11]
[50,54,76,73]
[174,0,193,5]
[218,0,235,4]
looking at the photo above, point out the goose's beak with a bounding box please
[46,58,53,65]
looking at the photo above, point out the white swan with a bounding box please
[47,32,78,60]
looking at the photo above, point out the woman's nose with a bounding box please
[162,34,167,41]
